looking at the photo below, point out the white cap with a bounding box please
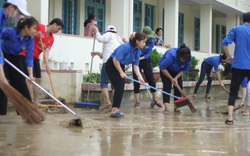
[106,25,116,33]
[7,0,30,17]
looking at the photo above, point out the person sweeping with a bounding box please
[105,32,146,118]
[0,16,38,115]
[19,18,64,107]
[159,43,191,113]
[192,54,227,99]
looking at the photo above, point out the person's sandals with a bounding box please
[134,101,140,107]
[192,94,197,100]
[163,108,170,113]
[205,94,212,99]
[174,108,183,113]
[225,119,233,125]
[153,100,163,108]
[242,110,250,116]
[100,104,112,110]
[109,111,125,118]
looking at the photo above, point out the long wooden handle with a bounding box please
[40,38,57,99]
[173,83,186,98]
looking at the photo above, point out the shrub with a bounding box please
[150,48,162,68]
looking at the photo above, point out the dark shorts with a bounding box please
[33,59,41,78]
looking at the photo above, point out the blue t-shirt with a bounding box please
[222,23,250,70]
[140,38,154,59]
[1,28,34,67]
[110,42,141,66]
[242,77,248,88]
[0,8,7,65]
[159,48,191,74]
[204,56,220,72]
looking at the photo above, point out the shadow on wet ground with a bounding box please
[0,93,250,156]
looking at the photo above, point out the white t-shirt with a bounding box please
[95,32,123,63]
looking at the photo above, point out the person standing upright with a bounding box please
[222,12,250,125]
[133,26,163,108]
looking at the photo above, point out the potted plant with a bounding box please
[150,48,162,70]
[187,56,199,80]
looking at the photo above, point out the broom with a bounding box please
[40,38,62,108]
[173,83,196,113]
[126,77,191,109]
[4,58,84,127]
[0,79,45,124]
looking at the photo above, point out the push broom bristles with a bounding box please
[0,79,45,124]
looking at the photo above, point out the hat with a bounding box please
[7,0,30,16]
[142,26,156,38]
[106,25,117,33]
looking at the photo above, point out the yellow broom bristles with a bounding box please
[0,79,45,124]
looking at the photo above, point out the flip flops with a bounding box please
[225,119,233,125]
[109,111,124,118]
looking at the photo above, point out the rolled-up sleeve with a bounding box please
[222,27,236,46]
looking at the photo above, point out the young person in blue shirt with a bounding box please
[0,16,38,115]
[193,54,227,99]
[159,43,191,113]
[0,0,30,86]
[222,12,250,125]
[106,32,146,118]
[133,26,163,108]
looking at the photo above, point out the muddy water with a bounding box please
[0,94,250,156]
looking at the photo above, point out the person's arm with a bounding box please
[43,48,51,75]
[161,69,176,84]
[215,71,224,88]
[222,46,232,64]
[113,57,127,79]
[0,64,8,84]
[133,64,145,84]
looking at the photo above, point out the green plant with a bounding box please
[150,48,162,68]
[48,57,53,62]
[83,73,101,83]
[190,56,199,69]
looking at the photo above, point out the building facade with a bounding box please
[2,0,250,73]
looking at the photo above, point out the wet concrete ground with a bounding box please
[0,93,250,156]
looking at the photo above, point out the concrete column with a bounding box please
[200,5,212,54]
[226,14,237,55]
[164,0,179,48]
[27,0,49,24]
[110,0,133,39]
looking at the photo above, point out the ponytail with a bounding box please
[16,17,38,33]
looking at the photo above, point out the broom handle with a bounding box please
[126,77,180,99]
[173,83,186,98]
[4,58,79,117]
[40,38,57,98]
[87,37,96,101]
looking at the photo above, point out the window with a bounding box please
[178,13,184,46]
[0,0,5,8]
[216,25,220,53]
[144,4,154,29]
[133,0,142,32]
[215,25,226,53]
[62,0,78,35]
[194,17,200,51]
[85,0,105,33]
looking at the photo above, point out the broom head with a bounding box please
[0,79,45,124]
[174,97,196,113]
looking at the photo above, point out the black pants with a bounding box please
[160,70,182,103]
[0,53,32,115]
[133,59,156,93]
[193,61,213,94]
[228,68,250,106]
[105,58,125,108]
